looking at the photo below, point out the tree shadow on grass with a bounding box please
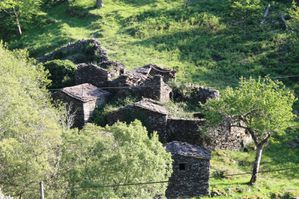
[8,2,99,57]
[262,128,299,180]
[118,0,156,7]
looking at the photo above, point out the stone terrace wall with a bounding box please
[166,155,210,198]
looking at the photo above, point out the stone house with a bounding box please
[139,75,172,103]
[107,98,169,141]
[106,98,251,150]
[75,61,124,87]
[165,141,211,198]
[53,83,110,128]
[136,64,176,82]
[109,73,172,102]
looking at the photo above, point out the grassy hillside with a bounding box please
[8,0,299,88]
[4,0,299,198]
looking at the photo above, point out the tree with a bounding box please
[204,77,296,185]
[0,0,43,35]
[0,42,62,198]
[59,121,173,198]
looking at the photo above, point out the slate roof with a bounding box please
[133,98,169,115]
[61,83,110,102]
[165,141,211,160]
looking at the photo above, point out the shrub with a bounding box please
[44,59,77,88]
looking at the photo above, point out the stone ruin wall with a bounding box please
[166,118,250,150]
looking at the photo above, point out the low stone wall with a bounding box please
[206,120,251,150]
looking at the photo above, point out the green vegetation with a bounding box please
[0,44,173,198]
[58,121,172,198]
[44,59,77,88]
[0,0,299,198]
[0,43,62,198]
[204,77,296,184]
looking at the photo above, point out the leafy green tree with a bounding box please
[204,77,296,185]
[59,121,172,198]
[0,0,43,35]
[0,42,62,198]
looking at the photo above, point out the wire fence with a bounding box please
[70,166,299,189]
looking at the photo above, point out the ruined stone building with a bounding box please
[165,141,211,198]
[38,39,108,64]
[107,98,169,141]
[108,65,175,102]
[75,61,124,87]
[53,83,110,128]
[107,98,250,150]
[134,64,176,82]
[166,118,206,145]
[139,75,172,102]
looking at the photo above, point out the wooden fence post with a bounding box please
[40,181,44,199]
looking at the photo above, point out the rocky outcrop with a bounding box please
[172,84,220,104]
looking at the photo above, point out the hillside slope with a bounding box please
[4,0,299,198]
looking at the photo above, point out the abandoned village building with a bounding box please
[165,141,211,198]
[43,39,254,198]
[53,83,110,128]
[75,61,125,87]
[107,98,250,150]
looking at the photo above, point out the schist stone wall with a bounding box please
[206,119,252,150]
[52,83,110,128]
[106,98,251,150]
[75,62,124,87]
[53,91,85,128]
[166,118,206,146]
[107,99,169,141]
[140,75,172,103]
[165,141,211,198]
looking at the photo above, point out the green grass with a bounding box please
[204,128,299,198]
[3,0,299,198]
[7,0,299,89]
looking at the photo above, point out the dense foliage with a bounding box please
[0,43,62,198]
[44,59,77,88]
[204,77,296,184]
[59,121,172,198]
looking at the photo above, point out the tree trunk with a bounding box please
[96,0,103,8]
[249,144,263,185]
[13,7,22,35]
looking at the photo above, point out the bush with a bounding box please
[59,121,173,198]
[44,59,77,88]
